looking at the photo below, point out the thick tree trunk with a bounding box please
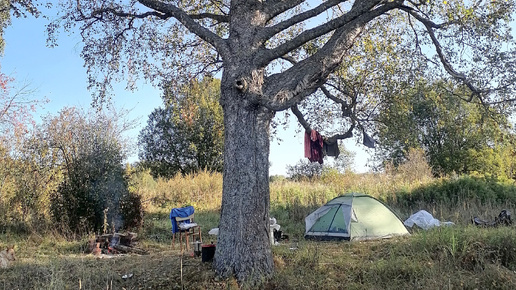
[214,72,275,283]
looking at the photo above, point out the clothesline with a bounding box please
[303,129,375,164]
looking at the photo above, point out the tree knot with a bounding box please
[234,78,248,92]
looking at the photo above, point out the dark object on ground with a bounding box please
[273,229,289,243]
[473,210,512,227]
[201,244,215,262]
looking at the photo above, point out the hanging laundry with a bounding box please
[363,131,375,148]
[304,129,324,164]
[323,139,340,157]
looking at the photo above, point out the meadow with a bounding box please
[1,170,516,289]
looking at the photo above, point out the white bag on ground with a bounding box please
[404,210,443,230]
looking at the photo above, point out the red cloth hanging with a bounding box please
[304,129,324,164]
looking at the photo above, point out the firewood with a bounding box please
[95,232,138,247]
[112,244,148,255]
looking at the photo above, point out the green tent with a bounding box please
[305,193,409,241]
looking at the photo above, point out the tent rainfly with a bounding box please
[305,193,410,241]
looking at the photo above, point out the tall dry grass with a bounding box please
[129,168,516,242]
[132,168,516,225]
[131,169,223,212]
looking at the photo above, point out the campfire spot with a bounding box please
[85,232,149,257]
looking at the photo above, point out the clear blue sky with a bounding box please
[1,12,371,175]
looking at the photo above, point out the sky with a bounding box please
[1,11,372,176]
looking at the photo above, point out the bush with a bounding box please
[47,108,143,234]
[50,148,137,233]
[120,192,144,230]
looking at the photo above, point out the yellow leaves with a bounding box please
[180,100,200,126]
[362,38,375,53]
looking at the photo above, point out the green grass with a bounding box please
[2,172,516,289]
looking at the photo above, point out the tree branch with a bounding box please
[189,12,229,23]
[402,7,484,101]
[89,8,168,20]
[320,85,352,117]
[279,55,297,65]
[137,0,230,59]
[86,1,228,23]
[262,0,305,23]
[291,104,354,142]
[258,2,400,111]
[258,0,344,43]
[290,104,311,132]
[256,0,389,67]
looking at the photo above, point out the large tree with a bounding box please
[48,0,516,283]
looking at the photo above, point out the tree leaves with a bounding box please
[138,77,224,178]
[375,80,515,177]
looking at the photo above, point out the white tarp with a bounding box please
[404,210,454,230]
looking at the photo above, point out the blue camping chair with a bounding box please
[170,206,202,251]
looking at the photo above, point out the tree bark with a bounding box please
[214,69,275,283]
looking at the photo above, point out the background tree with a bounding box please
[330,145,356,174]
[0,72,50,231]
[48,0,516,283]
[41,107,141,233]
[287,159,324,181]
[287,145,355,180]
[138,77,224,178]
[375,80,516,178]
[0,74,44,136]
[0,135,59,231]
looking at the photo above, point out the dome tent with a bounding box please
[305,193,409,241]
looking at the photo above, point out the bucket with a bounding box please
[201,244,216,262]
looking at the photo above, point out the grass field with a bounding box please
[1,171,516,289]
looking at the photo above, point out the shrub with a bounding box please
[120,191,144,230]
[48,108,142,234]
[50,146,135,233]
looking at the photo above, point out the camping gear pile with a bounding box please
[209,217,288,246]
[270,217,289,245]
[473,210,512,227]
[305,193,409,241]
